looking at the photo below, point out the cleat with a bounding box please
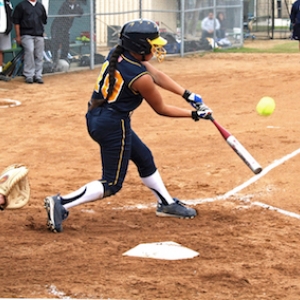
[25,77,33,84]
[156,198,197,219]
[33,77,44,84]
[44,195,69,233]
[0,73,11,82]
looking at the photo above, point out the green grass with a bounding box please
[214,41,299,53]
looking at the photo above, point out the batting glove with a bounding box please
[191,104,213,121]
[182,90,203,109]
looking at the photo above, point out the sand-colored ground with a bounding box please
[1,40,300,299]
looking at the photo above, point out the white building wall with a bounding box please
[96,0,178,48]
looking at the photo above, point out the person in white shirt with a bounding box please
[201,11,220,41]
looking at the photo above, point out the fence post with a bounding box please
[240,0,244,45]
[271,0,275,39]
[180,0,185,57]
[139,0,142,18]
[90,0,95,70]
[213,0,217,43]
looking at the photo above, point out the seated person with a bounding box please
[216,12,226,39]
[201,11,220,41]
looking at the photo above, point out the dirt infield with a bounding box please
[1,43,300,299]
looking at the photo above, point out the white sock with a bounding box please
[141,170,175,205]
[62,180,104,209]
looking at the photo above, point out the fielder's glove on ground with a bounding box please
[0,164,30,210]
[191,104,213,121]
[182,89,203,109]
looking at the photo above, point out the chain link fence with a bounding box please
[5,0,294,75]
[40,0,244,74]
[244,0,292,40]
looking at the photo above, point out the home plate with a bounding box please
[123,241,199,260]
[0,99,21,108]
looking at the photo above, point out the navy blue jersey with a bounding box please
[291,0,300,24]
[92,49,149,113]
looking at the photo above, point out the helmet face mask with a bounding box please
[147,39,167,63]
[119,19,167,62]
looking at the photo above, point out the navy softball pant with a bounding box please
[86,106,157,197]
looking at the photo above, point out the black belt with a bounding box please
[88,98,106,111]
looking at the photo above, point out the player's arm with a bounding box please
[141,61,212,118]
[14,24,21,44]
[142,61,185,96]
[131,73,192,118]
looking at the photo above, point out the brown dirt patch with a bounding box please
[1,49,300,299]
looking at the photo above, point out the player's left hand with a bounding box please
[192,104,213,121]
[182,89,203,109]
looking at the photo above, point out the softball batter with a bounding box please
[44,19,212,233]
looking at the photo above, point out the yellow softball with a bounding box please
[256,96,276,116]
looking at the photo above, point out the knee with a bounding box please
[102,181,123,197]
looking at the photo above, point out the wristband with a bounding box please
[191,111,200,121]
[182,90,191,100]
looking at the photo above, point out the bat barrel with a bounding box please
[226,135,263,174]
[209,115,262,175]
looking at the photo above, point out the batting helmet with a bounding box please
[119,19,167,62]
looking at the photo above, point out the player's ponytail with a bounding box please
[106,45,124,101]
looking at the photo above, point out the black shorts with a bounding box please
[292,23,300,40]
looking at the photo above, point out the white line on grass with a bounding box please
[121,148,300,220]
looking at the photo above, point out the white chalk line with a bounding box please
[48,284,126,300]
[251,201,300,220]
[48,148,300,299]
[121,147,300,220]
